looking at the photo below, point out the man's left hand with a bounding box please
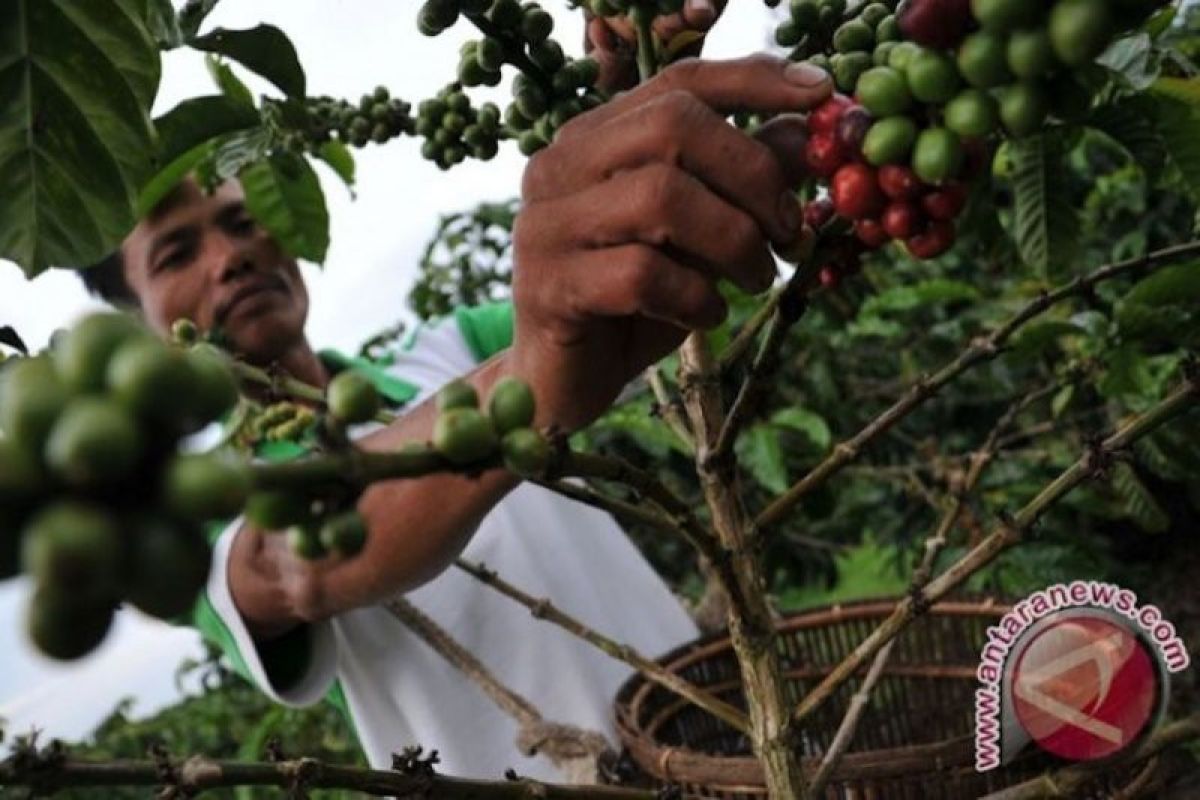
[586,0,728,93]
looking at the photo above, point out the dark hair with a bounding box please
[79,251,139,308]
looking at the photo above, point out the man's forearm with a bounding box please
[230,350,523,638]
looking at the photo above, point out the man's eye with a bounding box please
[157,247,192,272]
[230,216,256,235]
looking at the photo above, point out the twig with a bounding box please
[978,712,1200,800]
[453,558,751,736]
[531,477,690,541]
[718,286,784,376]
[710,268,810,463]
[756,240,1200,531]
[806,639,895,797]
[645,366,695,454]
[0,750,665,798]
[790,377,1199,727]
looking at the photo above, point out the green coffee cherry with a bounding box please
[906,48,961,104]
[957,31,1013,88]
[1007,28,1057,79]
[912,127,964,184]
[55,312,147,394]
[163,454,251,521]
[327,371,382,425]
[997,81,1050,137]
[856,67,911,116]
[944,89,1000,137]
[489,0,523,27]
[834,19,874,53]
[501,428,550,477]
[22,502,121,601]
[45,397,142,487]
[521,9,554,42]
[0,357,68,454]
[433,408,498,465]
[488,377,535,435]
[184,344,240,426]
[1049,0,1114,66]
[107,338,195,428]
[863,116,918,165]
[437,378,479,412]
[530,40,565,72]
[319,511,368,557]
[126,516,211,619]
[26,587,114,661]
[970,0,1042,32]
[833,52,873,93]
[246,491,311,529]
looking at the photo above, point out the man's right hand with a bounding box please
[509,55,832,432]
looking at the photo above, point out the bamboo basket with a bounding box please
[613,597,1065,799]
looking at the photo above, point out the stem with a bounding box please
[531,477,691,542]
[454,558,751,736]
[247,444,466,490]
[978,712,1200,800]
[718,287,784,376]
[677,334,810,799]
[462,11,555,97]
[756,239,1200,531]
[229,360,395,425]
[645,366,695,455]
[0,752,662,799]
[790,377,1199,727]
[632,8,658,82]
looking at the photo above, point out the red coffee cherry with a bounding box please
[831,164,885,220]
[877,164,925,201]
[906,219,957,259]
[882,201,925,239]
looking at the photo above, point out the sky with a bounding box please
[0,0,775,749]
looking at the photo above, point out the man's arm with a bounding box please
[229,348,520,640]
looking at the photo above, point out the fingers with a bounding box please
[526,163,777,294]
[524,91,801,244]
[559,54,832,140]
[556,243,728,332]
[753,114,811,190]
[678,0,721,31]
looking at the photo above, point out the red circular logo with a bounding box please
[1010,613,1159,761]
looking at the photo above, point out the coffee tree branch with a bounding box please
[756,239,1200,531]
[453,557,750,734]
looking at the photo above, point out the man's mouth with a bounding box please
[216,277,289,324]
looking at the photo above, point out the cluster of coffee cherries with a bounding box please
[790,0,1161,279]
[778,0,902,87]
[417,0,604,157]
[300,87,416,150]
[0,313,245,660]
[415,86,504,168]
[432,376,549,476]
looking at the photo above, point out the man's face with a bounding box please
[121,179,309,364]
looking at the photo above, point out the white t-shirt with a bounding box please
[198,306,699,782]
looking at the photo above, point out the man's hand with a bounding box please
[586,0,728,93]
[509,55,832,432]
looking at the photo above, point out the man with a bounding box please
[78,19,831,781]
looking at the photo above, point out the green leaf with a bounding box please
[178,0,222,40]
[137,139,215,217]
[1007,132,1080,278]
[0,0,162,276]
[1116,262,1200,346]
[239,152,329,264]
[770,408,831,452]
[1149,80,1200,201]
[154,95,260,166]
[737,424,788,495]
[1144,6,1176,39]
[206,54,255,109]
[1098,34,1160,91]
[191,25,306,98]
[1051,384,1075,419]
[1110,462,1170,533]
[144,0,182,48]
[1121,261,1200,307]
[1088,98,1169,179]
[317,139,356,189]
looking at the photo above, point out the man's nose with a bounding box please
[208,233,257,283]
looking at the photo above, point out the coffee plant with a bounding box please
[4,0,1200,797]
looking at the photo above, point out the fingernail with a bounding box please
[785,62,830,87]
[779,190,801,234]
[687,0,715,15]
